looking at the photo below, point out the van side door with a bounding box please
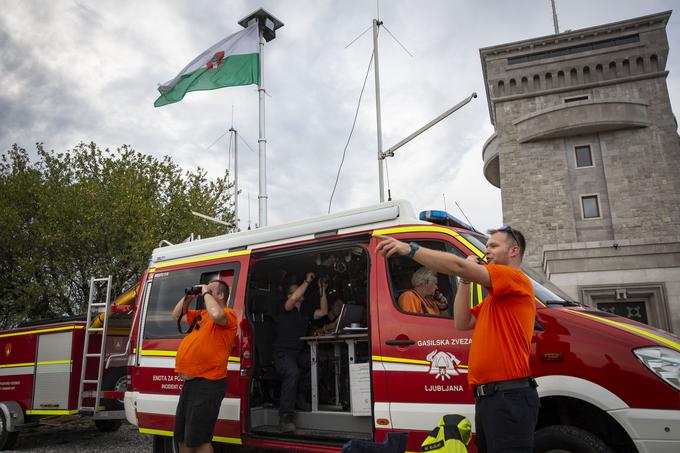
[370,230,477,450]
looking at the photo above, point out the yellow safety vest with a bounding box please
[420,414,471,453]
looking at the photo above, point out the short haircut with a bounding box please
[209,279,230,301]
[412,267,437,287]
[487,227,526,259]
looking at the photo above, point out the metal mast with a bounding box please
[550,0,560,34]
[373,19,385,203]
[238,9,284,227]
[229,127,238,231]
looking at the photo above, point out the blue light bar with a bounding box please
[419,210,477,231]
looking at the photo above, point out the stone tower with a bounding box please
[480,11,680,333]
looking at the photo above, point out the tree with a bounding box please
[0,142,235,328]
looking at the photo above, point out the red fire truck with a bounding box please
[0,278,135,450]
[124,200,680,453]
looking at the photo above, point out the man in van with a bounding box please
[377,226,538,452]
[398,267,448,315]
[274,272,329,433]
[171,279,238,453]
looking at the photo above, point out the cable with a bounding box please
[382,24,413,57]
[236,132,257,153]
[328,51,375,213]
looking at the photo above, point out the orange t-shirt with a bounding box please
[398,290,441,315]
[467,264,535,386]
[175,307,238,380]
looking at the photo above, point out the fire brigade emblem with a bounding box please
[426,350,461,380]
[5,343,11,357]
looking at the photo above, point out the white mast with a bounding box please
[373,19,385,203]
[229,126,238,231]
[238,9,284,227]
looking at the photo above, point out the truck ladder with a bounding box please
[78,276,112,416]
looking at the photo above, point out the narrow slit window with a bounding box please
[581,195,600,219]
[575,145,593,167]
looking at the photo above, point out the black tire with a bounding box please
[94,418,123,432]
[0,410,19,451]
[102,367,127,410]
[534,425,613,453]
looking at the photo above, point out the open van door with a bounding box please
[370,232,476,451]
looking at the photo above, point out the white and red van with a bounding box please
[123,200,680,453]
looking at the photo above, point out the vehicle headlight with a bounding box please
[634,346,680,391]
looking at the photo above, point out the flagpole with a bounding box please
[239,9,283,228]
[256,24,268,227]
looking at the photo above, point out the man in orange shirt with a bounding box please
[377,226,538,452]
[398,267,448,315]
[171,279,238,453]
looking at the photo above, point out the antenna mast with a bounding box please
[550,0,560,34]
[373,18,385,203]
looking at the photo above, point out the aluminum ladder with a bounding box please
[77,276,112,417]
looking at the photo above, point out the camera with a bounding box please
[185,286,202,295]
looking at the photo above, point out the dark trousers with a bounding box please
[475,385,539,452]
[274,349,311,416]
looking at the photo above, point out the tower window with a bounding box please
[581,195,601,219]
[575,145,593,167]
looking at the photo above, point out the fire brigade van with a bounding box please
[0,281,135,450]
[124,200,680,453]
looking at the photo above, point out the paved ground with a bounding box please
[5,419,152,452]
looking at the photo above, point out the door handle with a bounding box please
[385,339,416,346]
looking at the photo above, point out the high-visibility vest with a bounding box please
[420,414,471,453]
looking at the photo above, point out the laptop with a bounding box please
[333,304,366,334]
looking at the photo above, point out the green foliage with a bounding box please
[0,142,234,328]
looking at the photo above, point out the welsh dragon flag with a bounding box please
[154,24,260,107]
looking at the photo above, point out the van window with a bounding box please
[143,263,239,340]
[386,240,461,318]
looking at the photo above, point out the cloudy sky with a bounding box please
[2,0,679,232]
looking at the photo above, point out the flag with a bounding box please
[154,24,260,107]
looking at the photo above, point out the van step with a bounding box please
[251,425,372,441]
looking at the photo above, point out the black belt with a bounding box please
[473,376,537,399]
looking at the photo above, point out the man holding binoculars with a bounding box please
[171,279,238,453]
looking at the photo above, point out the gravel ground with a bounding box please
[5,419,152,452]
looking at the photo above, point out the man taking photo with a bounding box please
[377,226,538,452]
[171,279,238,453]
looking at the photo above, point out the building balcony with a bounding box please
[514,98,649,143]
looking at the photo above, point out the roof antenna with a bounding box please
[247,192,252,230]
[455,201,478,232]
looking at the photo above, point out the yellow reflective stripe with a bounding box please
[0,362,35,369]
[212,435,243,445]
[140,349,176,357]
[140,349,240,363]
[372,355,430,366]
[26,409,79,415]
[139,428,242,444]
[139,427,172,437]
[476,284,483,302]
[151,249,251,271]
[37,360,72,366]
[570,310,680,352]
[0,324,84,338]
[373,226,485,258]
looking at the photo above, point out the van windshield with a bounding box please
[460,232,577,305]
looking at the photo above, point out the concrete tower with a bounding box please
[480,11,680,333]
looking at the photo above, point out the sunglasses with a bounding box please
[497,225,521,250]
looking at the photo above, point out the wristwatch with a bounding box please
[407,242,420,258]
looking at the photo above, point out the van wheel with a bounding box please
[534,425,613,453]
[0,410,19,451]
[102,367,127,409]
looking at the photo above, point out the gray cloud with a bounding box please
[2,0,679,232]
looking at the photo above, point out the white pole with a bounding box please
[230,127,239,232]
[550,0,560,34]
[373,19,385,203]
[257,22,268,227]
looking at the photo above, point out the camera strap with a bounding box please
[177,298,202,334]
